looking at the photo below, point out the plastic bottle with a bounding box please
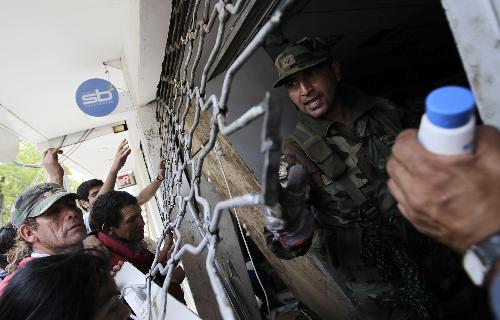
[418,86,476,155]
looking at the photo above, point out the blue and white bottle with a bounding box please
[418,86,476,155]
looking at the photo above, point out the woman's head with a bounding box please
[0,250,130,320]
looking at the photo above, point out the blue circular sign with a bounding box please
[75,78,119,117]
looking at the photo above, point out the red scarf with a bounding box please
[96,232,186,304]
[97,232,153,274]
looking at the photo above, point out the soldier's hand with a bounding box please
[264,164,309,234]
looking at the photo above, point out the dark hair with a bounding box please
[0,251,115,320]
[90,191,138,230]
[0,223,16,269]
[76,179,103,201]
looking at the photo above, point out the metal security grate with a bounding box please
[149,1,295,319]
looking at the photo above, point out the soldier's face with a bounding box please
[285,62,341,118]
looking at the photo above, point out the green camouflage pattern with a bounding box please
[270,84,489,319]
[273,38,330,88]
[279,84,401,229]
[274,84,421,319]
[10,183,77,228]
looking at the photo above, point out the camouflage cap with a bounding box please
[10,183,77,228]
[273,38,331,88]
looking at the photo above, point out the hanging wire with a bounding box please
[213,141,271,317]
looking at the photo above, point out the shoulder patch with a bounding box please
[278,155,290,188]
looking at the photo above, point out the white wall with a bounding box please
[123,0,171,108]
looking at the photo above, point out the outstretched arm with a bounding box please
[98,139,131,197]
[42,148,64,187]
[136,158,166,205]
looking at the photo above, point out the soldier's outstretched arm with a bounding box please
[262,137,317,258]
[260,97,316,259]
[263,162,316,259]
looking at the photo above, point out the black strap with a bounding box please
[336,174,367,206]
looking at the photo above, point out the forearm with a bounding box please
[98,168,119,197]
[99,139,132,198]
[137,179,161,205]
[48,173,64,187]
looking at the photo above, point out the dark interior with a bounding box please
[266,0,468,127]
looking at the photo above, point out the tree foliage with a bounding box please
[0,141,82,225]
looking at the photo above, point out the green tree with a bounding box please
[0,141,82,225]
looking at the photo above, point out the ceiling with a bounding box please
[270,0,465,94]
[0,0,128,139]
[0,0,473,179]
[0,0,170,179]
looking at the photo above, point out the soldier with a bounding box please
[264,38,488,319]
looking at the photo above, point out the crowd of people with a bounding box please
[0,37,499,320]
[0,139,184,319]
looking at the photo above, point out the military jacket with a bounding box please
[266,84,403,262]
[279,85,401,230]
[266,85,488,319]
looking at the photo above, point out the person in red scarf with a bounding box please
[88,190,185,303]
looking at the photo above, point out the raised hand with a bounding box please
[42,148,64,186]
[110,139,131,173]
[157,158,166,181]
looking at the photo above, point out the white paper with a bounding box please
[115,262,199,320]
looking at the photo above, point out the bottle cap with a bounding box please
[425,86,475,128]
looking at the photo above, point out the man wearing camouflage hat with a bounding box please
[264,38,486,319]
[0,183,86,294]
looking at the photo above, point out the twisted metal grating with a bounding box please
[146,0,295,319]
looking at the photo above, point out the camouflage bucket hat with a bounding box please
[273,38,330,88]
[10,183,77,228]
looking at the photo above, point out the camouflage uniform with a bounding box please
[266,84,491,320]
[267,83,417,319]
[266,39,490,320]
